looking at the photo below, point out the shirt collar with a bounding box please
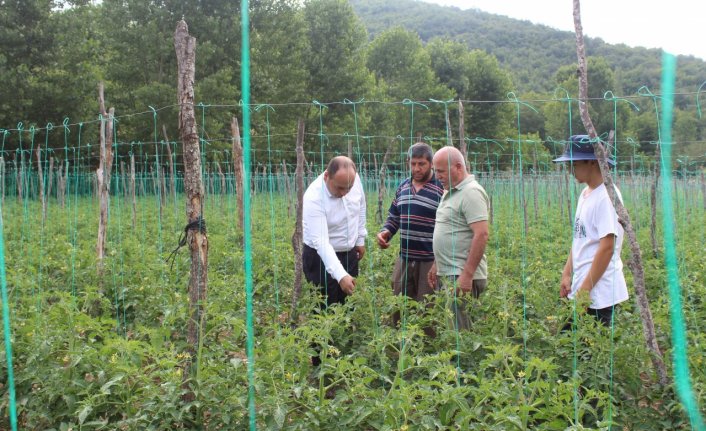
[451,173,475,191]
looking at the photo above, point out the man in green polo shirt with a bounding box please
[427,146,490,330]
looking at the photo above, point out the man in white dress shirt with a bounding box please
[303,156,367,308]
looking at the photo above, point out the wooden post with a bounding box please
[96,82,115,269]
[36,146,46,223]
[573,0,668,385]
[175,20,208,403]
[120,161,127,199]
[696,172,706,210]
[216,161,225,208]
[232,116,244,231]
[164,127,176,200]
[47,156,54,203]
[59,160,68,209]
[376,145,391,224]
[282,160,292,217]
[445,106,453,147]
[14,156,21,204]
[650,144,661,258]
[0,157,4,217]
[130,154,137,230]
[459,100,468,171]
[162,167,168,208]
[290,119,305,319]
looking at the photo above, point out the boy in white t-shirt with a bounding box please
[553,135,629,326]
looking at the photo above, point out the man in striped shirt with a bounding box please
[377,143,444,317]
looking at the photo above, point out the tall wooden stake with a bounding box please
[650,144,661,257]
[290,119,305,320]
[175,19,209,404]
[377,145,391,224]
[232,117,244,231]
[573,0,668,385]
[47,156,54,203]
[130,154,136,230]
[36,146,46,223]
[459,100,468,171]
[96,82,115,271]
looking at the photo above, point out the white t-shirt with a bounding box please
[569,184,629,309]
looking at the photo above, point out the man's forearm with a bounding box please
[461,235,488,277]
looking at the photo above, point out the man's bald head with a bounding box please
[432,146,468,190]
[433,146,465,169]
[324,156,357,197]
[326,156,357,177]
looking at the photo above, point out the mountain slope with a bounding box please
[350,0,706,94]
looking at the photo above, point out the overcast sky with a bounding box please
[423,0,705,61]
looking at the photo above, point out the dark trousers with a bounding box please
[587,305,615,326]
[303,244,359,366]
[303,244,359,308]
[562,304,617,331]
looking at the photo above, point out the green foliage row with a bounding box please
[1,174,704,429]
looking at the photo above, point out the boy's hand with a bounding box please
[560,275,571,298]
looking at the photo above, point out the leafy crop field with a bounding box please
[1,173,704,430]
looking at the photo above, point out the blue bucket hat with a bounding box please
[552,135,616,166]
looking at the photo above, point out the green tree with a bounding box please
[427,39,514,140]
[543,57,629,142]
[302,0,375,154]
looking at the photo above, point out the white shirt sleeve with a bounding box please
[356,175,367,247]
[594,192,620,239]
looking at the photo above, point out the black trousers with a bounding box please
[587,305,615,326]
[562,304,617,331]
[303,244,359,308]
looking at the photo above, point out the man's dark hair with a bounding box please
[326,156,357,177]
[408,142,433,162]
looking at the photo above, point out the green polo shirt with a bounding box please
[432,174,489,279]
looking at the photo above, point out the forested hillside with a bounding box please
[1,0,704,165]
[351,0,706,95]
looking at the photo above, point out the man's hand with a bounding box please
[457,272,474,295]
[560,274,571,298]
[376,230,391,249]
[339,275,356,295]
[355,245,366,261]
[427,261,437,289]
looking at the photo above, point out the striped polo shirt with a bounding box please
[382,174,444,261]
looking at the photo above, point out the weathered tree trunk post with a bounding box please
[376,145,391,224]
[14,157,21,204]
[47,156,54,203]
[701,172,706,210]
[130,154,137,230]
[532,146,539,221]
[290,119,305,320]
[231,117,244,231]
[96,82,115,272]
[58,161,67,209]
[650,144,661,257]
[573,0,668,385]
[175,20,209,405]
[120,161,127,200]
[163,125,177,200]
[216,161,225,208]
[459,100,468,171]
[282,160,293,217]
[0,157,4,209]
[36,146,46,223]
